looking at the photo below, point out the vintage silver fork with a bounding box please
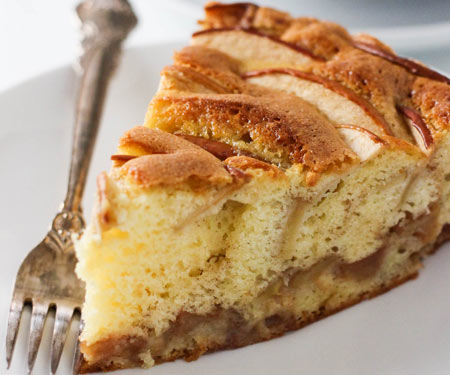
[5,1,137,374]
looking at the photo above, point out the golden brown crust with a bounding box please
[144,30,444,173]
[189,27,420,141]
[195,2,449,145]
[353,41,450,84]
[122,153,228,187]
[352,33,396,55]
[150,44,358,172]
[243,68,393,136]
[199,3,449,83]
[199,3,350,60]
[146,30,449,174]
[201,2,260,30]
[117,126,233,187]
[120,126,201,154]
[151,92,356,172]
[411,78,450,133]
[280,19,351,60]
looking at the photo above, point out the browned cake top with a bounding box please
[150,45,357,173]
[196,2,450,133]
[137,2,450,188]
[114,127,234,187]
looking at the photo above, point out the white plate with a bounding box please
[1,41,450,375]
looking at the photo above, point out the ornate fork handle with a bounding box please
[62,0,137,216]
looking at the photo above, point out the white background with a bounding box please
[0,0,200,92]
[1,0,450,93]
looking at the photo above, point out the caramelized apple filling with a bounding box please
[80,209,440,372]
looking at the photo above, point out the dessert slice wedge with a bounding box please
[74,2,450,372]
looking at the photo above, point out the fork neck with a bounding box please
[62,45,117,214]
[62,0,137,214]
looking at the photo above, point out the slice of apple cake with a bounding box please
[74,2,450,372]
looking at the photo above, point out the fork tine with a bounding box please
[72,319,84,375]
[27,301,49,374]
[6,298,24,369]
[50,306,74,374]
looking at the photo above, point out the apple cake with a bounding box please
[74,2,450,372]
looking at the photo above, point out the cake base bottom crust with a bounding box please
[80,223,450,373]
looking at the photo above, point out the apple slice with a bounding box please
[396,105,434,153]
[336,125,385,162]
[244,68,392,137]
[192,28,321,71]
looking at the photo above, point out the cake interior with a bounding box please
[79,208,446,372]
[76,130,443,371]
